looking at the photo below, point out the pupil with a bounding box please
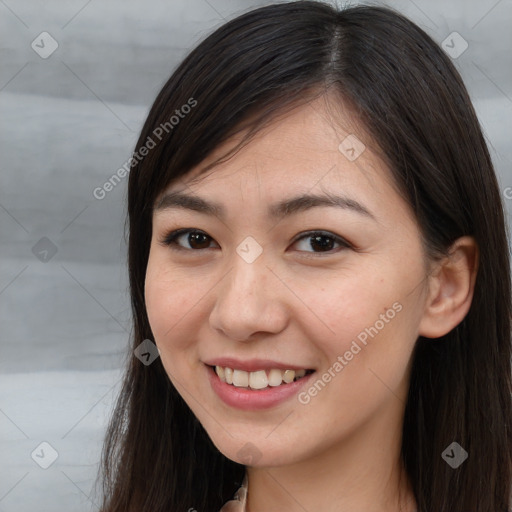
[311,235,333,251]
[190,232,209,249]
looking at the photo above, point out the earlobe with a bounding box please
[418,236,479,339]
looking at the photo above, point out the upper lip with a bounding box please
[204,357,314,372]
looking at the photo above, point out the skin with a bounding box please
[144,94,478,512]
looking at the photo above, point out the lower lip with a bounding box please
[206,364,315,411]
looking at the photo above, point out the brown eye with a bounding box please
[292,231,351,254]
[161,229,217,250]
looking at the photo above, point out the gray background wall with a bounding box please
[1,0,511,510]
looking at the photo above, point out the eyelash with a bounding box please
[159,228,353,256]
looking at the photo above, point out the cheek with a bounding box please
[144,255,207,351]
[294,270,402,342]
[293,263,422,372]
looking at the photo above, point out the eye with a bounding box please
[292,230,352,254]
[159,229,218,251]
[159,228,352,255]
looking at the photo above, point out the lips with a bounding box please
[202,356,316,409]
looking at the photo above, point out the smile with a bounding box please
[206,363,317,410]
[213,365,314,389]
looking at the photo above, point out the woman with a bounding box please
[97,2,512,511]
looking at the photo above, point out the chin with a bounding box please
[207,430,304,467]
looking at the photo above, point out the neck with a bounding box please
[245,400,417,512]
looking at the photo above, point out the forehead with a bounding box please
[162,94,396,204]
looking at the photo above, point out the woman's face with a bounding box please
[145,96,432,468]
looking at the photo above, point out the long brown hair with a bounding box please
[97,2,512,511]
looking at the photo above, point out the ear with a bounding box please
[418,236,479,339]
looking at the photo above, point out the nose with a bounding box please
[208,254,289,342]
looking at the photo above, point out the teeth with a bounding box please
[224,367,233,384]
[249,370,268,389]
[216,366,225,381]
[282,369,295,383]
[232,369,249,387]
[214,365,310,389]
[268,368,283,387]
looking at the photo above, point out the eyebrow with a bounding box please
[154,190,377,222]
